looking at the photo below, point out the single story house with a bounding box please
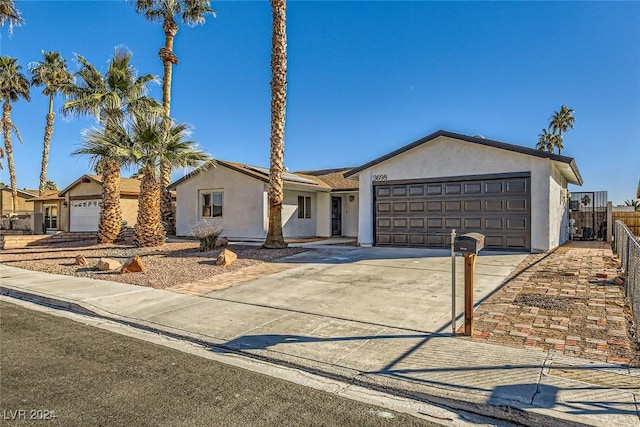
[27,175,144,232]
[0,186,37,215]
[170,160,359,240]
[345,130,583,252]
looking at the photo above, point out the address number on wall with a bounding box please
[372,174,388,181]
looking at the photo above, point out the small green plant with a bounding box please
[190,222,225,252]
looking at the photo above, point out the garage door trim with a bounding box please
[372,171,532,187]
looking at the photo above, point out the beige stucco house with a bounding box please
[0,186,37,215]
[170,160,359,240]
[27,175,143,232]
[346,130,583,252]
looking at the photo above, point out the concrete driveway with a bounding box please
[210,247,529,334]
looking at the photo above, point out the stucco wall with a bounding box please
[175,166,266,238]
[67,180,102,198]
[282,190,317,238]
[121,197,139,228]
[1,190,34,214]
[315,192,331,237]
[356,136,558,251]
[549,165,569,248]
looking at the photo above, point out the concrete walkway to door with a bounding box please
[2,244,638,426]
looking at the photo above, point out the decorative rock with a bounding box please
[121,255,145,274]
[215,248,237,266]
[95,258,122,271]
[75,255,87,267]
[614,276,626,286]
[214,236,229,249]
[595,272,608,279]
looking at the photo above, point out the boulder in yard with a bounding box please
[121,255,145,274]
[214,236,229,249]
[615,276,626,286]
[95,258,122,271]
[215,248,237,266]
[75,255,87,267]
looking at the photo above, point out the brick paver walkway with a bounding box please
[470,241,638,366]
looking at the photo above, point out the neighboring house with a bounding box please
[345,130,583,252]
[24,189,64,232]
[28,175,144,232]
[171,160,359,240]
[0,186,37,215]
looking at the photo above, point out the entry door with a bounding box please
[331,197,342,236]
[44,204,58,230]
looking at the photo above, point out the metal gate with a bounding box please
[374,173,531,250]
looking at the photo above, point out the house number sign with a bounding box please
[372,174,388,181]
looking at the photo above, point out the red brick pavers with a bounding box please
[470,241,638,366]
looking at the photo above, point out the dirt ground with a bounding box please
[0,242,307,289]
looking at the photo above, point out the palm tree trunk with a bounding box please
[134,167,165,247]
[264,0,288,249]
[2,101,18,213]
[39,95,55,195]
[159,16,179,235]
[97,159,122,243]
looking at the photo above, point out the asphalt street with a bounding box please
[0,300,444,427]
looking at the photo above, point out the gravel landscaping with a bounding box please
[0,242,308,289]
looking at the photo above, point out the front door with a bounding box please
[44,204,58,230]
[331,197,342,236]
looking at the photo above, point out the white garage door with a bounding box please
[70,200,101,232]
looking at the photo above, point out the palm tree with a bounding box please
[0,0,23,36]
[126,114,209,246]
[64,47,160,243]
[263,0,287,249]
[29,51,74,195]
[130,0,215,235]
[624,199,640,212]
[44,180,57,190]
[536,128,557,153]
[0,56,30,213]
[72,124,133,243]
[549,105,575,155]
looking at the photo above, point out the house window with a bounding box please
[297,196,312,219]
[201,191,223,218]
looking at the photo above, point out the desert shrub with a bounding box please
[190,222,225,252]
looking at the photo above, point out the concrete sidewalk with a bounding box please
[1,254,639,426]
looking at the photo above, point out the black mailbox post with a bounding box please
[454,232,485,254]
[454,233,485,336]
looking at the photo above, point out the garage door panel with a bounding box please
[374,175,531,251]
[409,185,424,196]
[506,199,527,211]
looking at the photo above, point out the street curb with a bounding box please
[0,286,591,427]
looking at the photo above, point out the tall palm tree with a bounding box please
[126,114,209,246]
[72,124,133,243]
[29,51,74,195]
[536,128,557,154]
[0,56,30,213]
[130,0,215,235]
[264,0,287,249]
[549,105,575,155]
[64,47,160,243]
[0,0,23,36]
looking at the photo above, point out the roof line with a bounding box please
[344,129,583,185]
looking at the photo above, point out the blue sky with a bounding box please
[3,1,640,204]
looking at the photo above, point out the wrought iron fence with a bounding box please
[614,220,640,337]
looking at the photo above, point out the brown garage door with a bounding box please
[374,173,530,250]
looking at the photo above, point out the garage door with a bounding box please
[374,173,530,250]
[70,199,101,232]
